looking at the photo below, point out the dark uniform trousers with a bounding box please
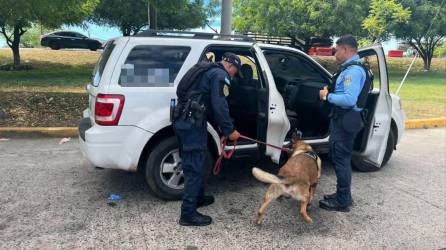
[174,118,208,216]
[329,109,364,206]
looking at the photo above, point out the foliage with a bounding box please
[434,42,446,58]
[362,0,411,42]
[91,0,209,36]
[393,0,446,70]
[0,0,99,67]
[233,0,370,49]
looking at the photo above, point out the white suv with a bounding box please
[79,31,405,200]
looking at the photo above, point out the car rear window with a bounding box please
[92,41,115,87]
[119,45,191,87]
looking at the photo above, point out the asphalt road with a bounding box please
[0,129,445,250]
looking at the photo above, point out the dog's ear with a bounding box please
[291,130,302,143]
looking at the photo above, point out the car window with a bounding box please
[119,45,191,87]
[360,54,381,90]
[238,55,258,80]
[92,41,116,87]
[263,51,327,83]
[77,33,87,38]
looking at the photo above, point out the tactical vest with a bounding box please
[330,61,373,109]
[173,62,220,126]
[176,62,220,104]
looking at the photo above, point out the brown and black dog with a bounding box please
[252,136,322,224]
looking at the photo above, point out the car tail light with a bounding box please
[95,94,125,126]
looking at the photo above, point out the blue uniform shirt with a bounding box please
[328,54,366,111]
[194,63,234,136]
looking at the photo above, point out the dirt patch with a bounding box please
[0,91,87,127]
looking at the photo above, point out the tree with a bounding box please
[362,0,411,42]
[0,0,99,68]
[91,0,209,36]
[393,0,446,70]
[233,0,370,52]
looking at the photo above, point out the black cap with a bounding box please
[222,52,241,71]
[336,35,358,50]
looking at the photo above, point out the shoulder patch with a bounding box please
[343,74,352,88]
[223,85,230,97]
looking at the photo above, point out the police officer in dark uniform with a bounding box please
[174,53,241,226]
[319,35,366,212]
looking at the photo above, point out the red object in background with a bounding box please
[309,47,315,56]
[388,50,404,57]
[316,47,333,56]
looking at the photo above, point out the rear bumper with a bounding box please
[79,118,153,171]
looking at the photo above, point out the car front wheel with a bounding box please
[144,136,212,200]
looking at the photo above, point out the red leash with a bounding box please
[212,134,291,175]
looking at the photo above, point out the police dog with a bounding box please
[252,135,322,224]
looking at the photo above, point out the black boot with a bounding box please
[319,199,351,212]
[323,192,337,200]
[197,195,215,208]
[179,211,212,226]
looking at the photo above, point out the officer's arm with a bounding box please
[328,68,365,107]
[210,74,234,136]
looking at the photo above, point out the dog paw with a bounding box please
[304,217,313,224]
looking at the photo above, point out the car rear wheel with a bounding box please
[352,129,396,172]
[49,42,60,50]
[144,136,212,200]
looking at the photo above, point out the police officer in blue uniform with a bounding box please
[319,35,366,212]
[174,53,241,226]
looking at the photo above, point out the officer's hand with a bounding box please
[319,86,329,101]
[228,130,240,141]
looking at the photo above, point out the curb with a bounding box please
[0,127,78,138]
[0,118,445,138]
[404,117,446,129]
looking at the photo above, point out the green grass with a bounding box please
[389,71,446,119]
[1,48,445,119]
[0,48,97,91]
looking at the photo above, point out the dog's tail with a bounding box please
[252,167,282,184]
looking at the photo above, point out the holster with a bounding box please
[174,97,207,128]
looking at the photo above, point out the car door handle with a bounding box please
[269,106,276,110]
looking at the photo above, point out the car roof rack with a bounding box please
[135,29,254,42]
[245,32,304,50]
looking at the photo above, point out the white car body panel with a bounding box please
[79,36,405,172]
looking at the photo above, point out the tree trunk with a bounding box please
[12,45,20,68]
[422,54,433,71]
[12,23,22,68]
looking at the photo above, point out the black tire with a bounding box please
[49,42,60,50]
[381,129,396,167]
[89,45,98,51]
[144,136,212,200]
[352,129,396,172]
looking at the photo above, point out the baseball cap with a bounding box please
[222,52,241,71]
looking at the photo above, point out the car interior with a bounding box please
[200,46,380,150]
[263,49,332,139]
[201,47,263,144]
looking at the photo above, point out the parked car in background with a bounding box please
[41,31,103,51]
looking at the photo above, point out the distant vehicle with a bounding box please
[40,31,103,51]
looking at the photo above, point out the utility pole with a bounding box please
[221,0,232,36]
[148,2,157,30]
